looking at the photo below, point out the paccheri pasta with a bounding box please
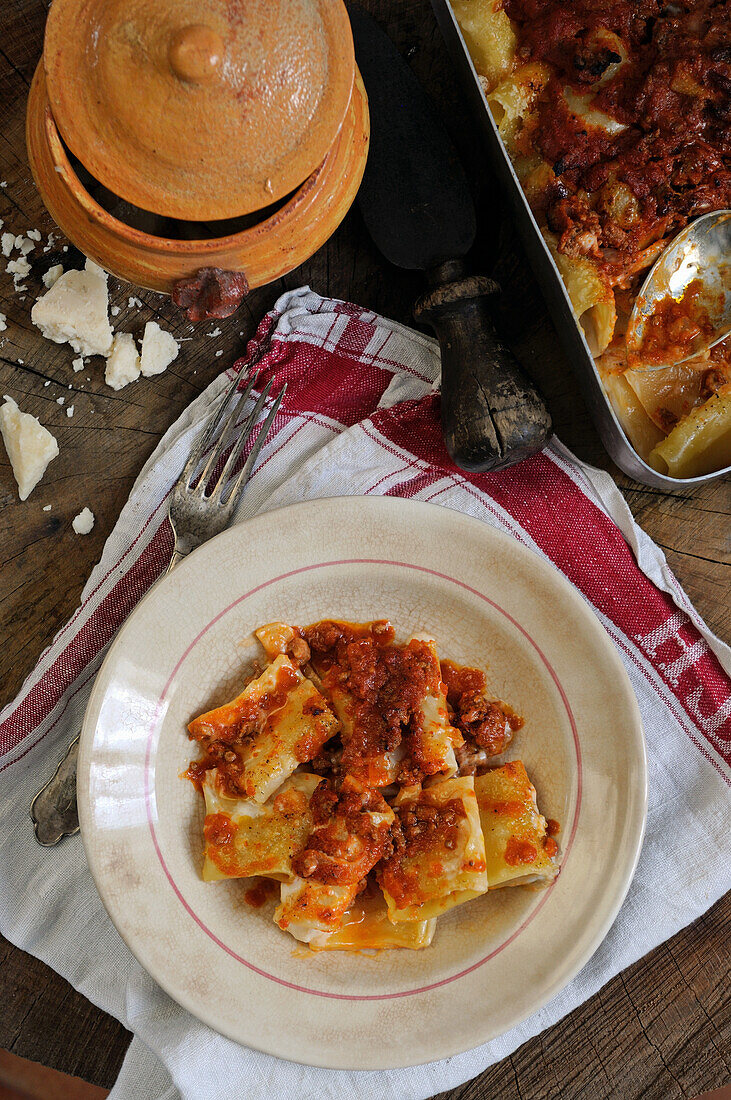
[451,0,731,477]
[186,620,560,952]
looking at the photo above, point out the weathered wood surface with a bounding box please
[0,1,729,1097]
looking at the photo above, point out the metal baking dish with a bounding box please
[430,0,731,488]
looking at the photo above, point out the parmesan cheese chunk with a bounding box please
[140,321,179,377]
[31,259,113,357]
[0,395,59,501]
[105,332,141,391]
[1,232,13,258]
[72,507,95,535]
[7,256,31,280]
[0,314,6,332]
[42,264,63,289]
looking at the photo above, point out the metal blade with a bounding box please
[350,5,476,271]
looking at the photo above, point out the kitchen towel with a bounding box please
[1,287,729,1100]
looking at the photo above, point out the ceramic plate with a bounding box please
[77,497,647,1069]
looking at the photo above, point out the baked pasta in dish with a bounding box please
[450,0,731,477]
[186,620,560,952]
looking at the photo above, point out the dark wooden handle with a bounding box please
[415,262,552,472]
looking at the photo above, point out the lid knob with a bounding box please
[169,25,224,85]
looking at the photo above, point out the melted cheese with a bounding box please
[255,621,298,658]
[379,776,488,922]
[474,761,559,888]
[274,877,359,943]
[201,770,321,882]
[308,890,436,951]
[407,635,461,779]
[190,654,339,803]
[562,88,628,136]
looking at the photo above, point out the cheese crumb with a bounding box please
[42,264,63,289]
[27,229,42,242]
[206,327,222,337]
[1,232,13,257]
[128,296,143,308]
[72,356,85,372]
[0,395,59,500]
[7,256,31,280]
[0,314,6,332]
[56,396,65,405]
[105,331,141,390]
[66,405,74,417]
[43,504,52,511]
[140,321,179,377]
[72,507,94,534]
[16,237,35,256]
[110,305,121,317]
[31,258,113,357]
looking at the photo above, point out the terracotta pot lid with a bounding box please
[43,0,355,221]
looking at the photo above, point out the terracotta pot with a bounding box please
[26,0,369,297]
[26,66,369,294]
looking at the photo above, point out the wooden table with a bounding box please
[1,2,729,1098]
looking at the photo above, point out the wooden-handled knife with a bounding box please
[350,6,552,472]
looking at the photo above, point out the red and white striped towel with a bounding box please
[1,288,729,1100]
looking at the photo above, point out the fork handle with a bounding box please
[30,735,81,845]
[167,546,188,573]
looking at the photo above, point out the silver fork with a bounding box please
[30,361,286,846]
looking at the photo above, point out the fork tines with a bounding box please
[181,360,287,506]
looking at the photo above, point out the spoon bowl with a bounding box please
[625,210,731,371]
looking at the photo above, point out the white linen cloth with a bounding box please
[1,288,729,1100]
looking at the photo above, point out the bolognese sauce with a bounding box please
[629,278,716,366]
[502,0,731,274]
[186,620,560,948]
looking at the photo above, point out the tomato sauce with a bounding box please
[502,0,731,272]
[186,664,302,796]
[243,879,277,908]
[186,621,558,928]
[304,621,439,781]
[292,779,393,886]
[440,660,523,756]
[505,837,539,866]
[543,836,560,858]
[629,279,715,366]
[203,812,236,848]
[378,795,467,907]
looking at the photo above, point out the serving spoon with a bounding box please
[625,209,731,370]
